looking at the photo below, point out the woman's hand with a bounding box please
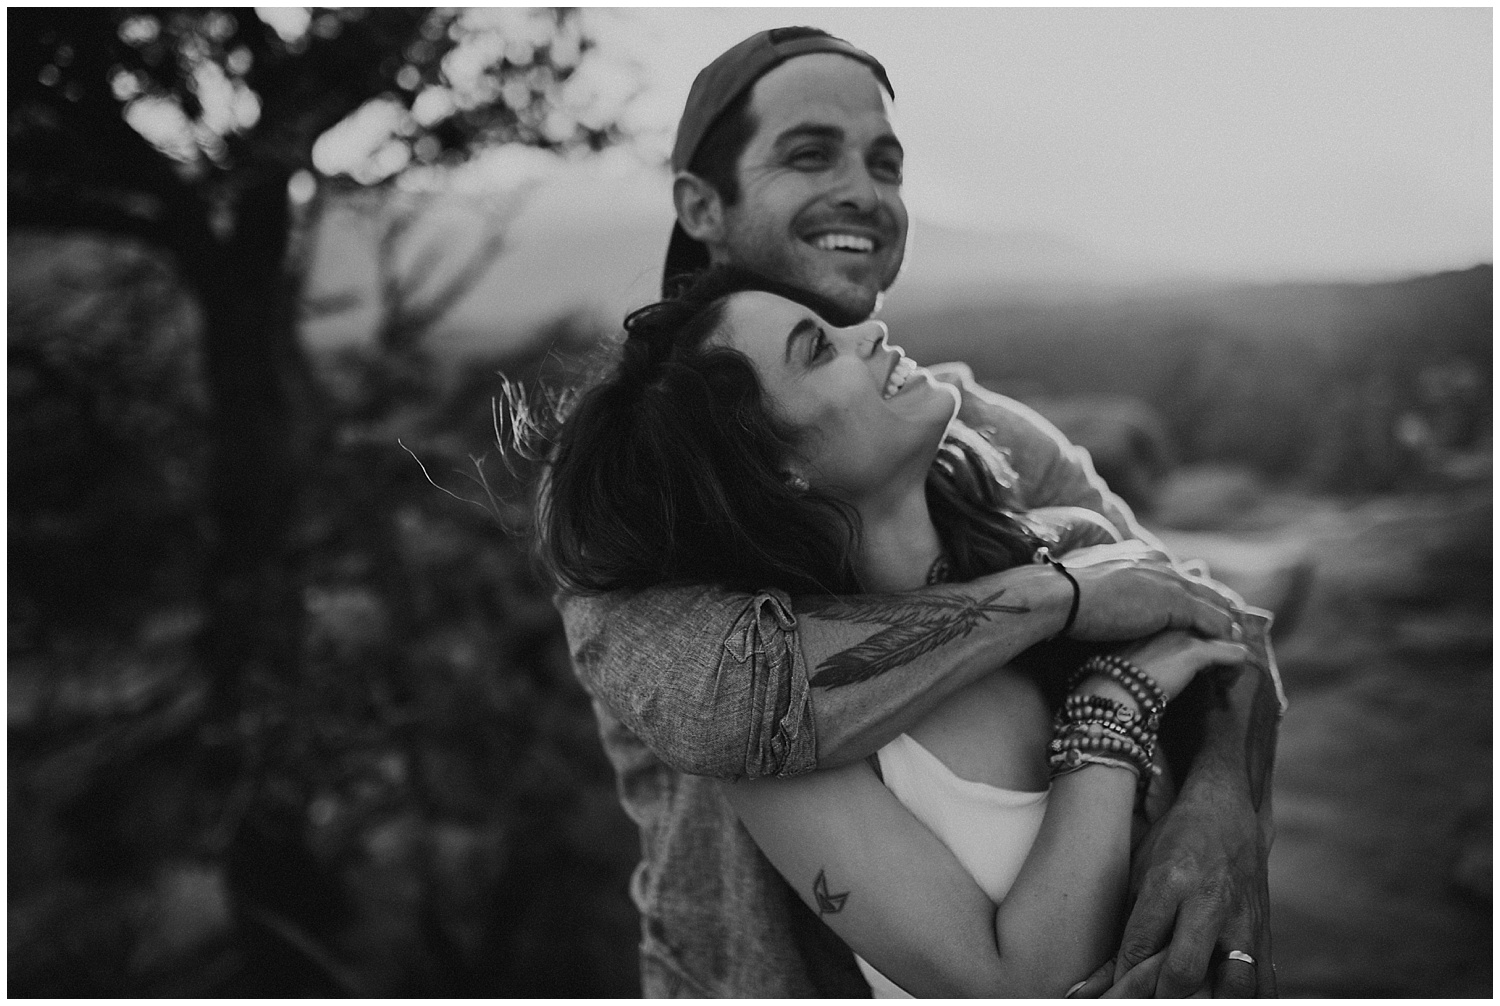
[1110,630,1249,702]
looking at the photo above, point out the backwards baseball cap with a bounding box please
[662,27,894,295]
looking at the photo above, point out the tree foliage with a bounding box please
[9,6,629,705]
[10,9,638,995]
[11,8,622,244]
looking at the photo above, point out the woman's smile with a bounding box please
[882,354,920,399]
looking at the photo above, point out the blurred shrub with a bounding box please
[9,226,637,995]
[8,232,209,643]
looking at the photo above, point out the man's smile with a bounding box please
[810,232,877,253]
[800,217,889,256]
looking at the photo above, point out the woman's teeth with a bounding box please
[884,356,919,399]
[813,233,875,253]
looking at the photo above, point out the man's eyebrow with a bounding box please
[773,123,904,161]
[772,123,844,150]
[785,317,820,364]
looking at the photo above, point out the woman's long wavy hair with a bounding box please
[538,266,1044,596]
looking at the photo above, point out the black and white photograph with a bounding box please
[9,7,1490,997]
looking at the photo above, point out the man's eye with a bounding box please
[789,148,832,169]
[871,156,903,184]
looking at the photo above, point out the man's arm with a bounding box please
[561,556,1239,780]
[1101,613,1284,998]
[1163,609,1285,815]
[935,369,1289,997]
[560,567,1075,780]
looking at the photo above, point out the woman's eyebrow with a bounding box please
[784,317,820,364]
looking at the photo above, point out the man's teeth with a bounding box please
[813,233,875,253]
[884,357,919,398]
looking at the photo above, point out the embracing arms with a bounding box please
[560,553,1237,779]
[723,631,1246,997]
[561,370,1286,994]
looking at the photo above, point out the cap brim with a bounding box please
[662,221,712,298]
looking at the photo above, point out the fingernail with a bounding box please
[1066,980,1088,998]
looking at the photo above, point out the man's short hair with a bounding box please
[663,26,894,295]
[685,86,756,207]
[685,26,834,207]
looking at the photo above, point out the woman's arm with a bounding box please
[725,757,1136,998]
[725,631,1248,996]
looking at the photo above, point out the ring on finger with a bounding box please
[1224,950,1256,966]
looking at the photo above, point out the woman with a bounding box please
[540,267,1245,997]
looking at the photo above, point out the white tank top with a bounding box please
[855,732,1050,998]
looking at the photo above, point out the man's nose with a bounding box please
[830,160,881,213]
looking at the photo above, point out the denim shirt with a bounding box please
[559,380,1283,996]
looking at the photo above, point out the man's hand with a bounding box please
[1070,773,1275,997]
[1061,547,1242,644]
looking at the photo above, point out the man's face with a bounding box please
[711,53,908,324]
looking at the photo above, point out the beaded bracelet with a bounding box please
[1060,693,1146,729]
[1052,672,1162,790]
[1065,716,1155,748]
[1051,723,1153,767]
[1049,726,1160,790]
[1065,654,1166,726]
[1065,654,1166,714]
[1054,696,1159,755]
[1050,735,1152,775]
[1049,747,1141,780]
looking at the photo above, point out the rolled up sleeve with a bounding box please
[558,584,818,781]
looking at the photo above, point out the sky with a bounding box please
[577,6,1491,283]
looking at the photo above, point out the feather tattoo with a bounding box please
[803,587,1030,688]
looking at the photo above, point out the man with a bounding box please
[560,27,1285,997]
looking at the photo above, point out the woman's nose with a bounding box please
[857,320,889,355]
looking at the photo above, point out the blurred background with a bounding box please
[8,7,1490,996]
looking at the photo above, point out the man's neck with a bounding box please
[853,484,943,593]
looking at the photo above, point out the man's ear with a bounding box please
[672,172,725,246]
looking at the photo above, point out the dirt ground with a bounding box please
[1158,477,1491,997]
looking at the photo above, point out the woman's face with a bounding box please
[715,290,959,501]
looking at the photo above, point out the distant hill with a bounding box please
[879,265,1491,486]
[883,265,1492,395]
